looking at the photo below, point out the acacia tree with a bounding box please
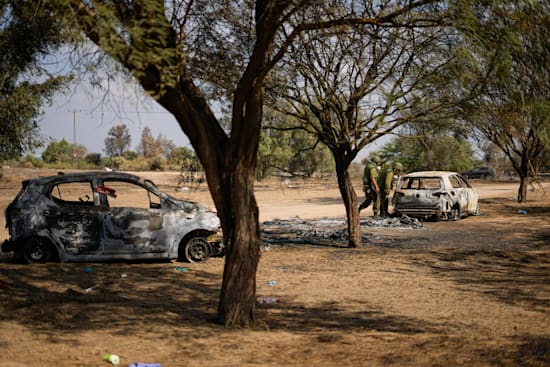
[453,1,549,202]
[267,4,455,247]
[257,110,334,179]
[104,124,131,157]
[53,0,443,327]
[379,122,475,173]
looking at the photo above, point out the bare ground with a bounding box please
[0,168,549,367]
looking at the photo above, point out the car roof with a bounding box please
[23,171,146,186]
[401,171,460,178]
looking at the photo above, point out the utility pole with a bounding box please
[68,109,81,145]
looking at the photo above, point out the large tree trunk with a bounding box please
[216,162,261,326]
[159,82,263,327]
[516,158,530,203]
[518,175,529,203]
[333,153,361,248]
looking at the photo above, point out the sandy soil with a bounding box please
[0,168,549,367]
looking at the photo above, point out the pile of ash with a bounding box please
[260,215,422,248]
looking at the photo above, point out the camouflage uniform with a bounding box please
[377,162,403,217]
[358,159,380,216]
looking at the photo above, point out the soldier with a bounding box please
[358,156,381,216]
[378,162,403,217]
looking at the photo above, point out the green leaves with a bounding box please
[0,1,70,161]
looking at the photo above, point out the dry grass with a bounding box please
[0,168,549,367]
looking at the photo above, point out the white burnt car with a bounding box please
[393,171,480,221]
[2,171,223,263]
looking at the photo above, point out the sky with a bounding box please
[38,77,380,162]
[38,80,191,156]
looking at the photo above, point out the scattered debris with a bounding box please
[267,280,277,286]
[257,296,279,304]
[85,285,99,293]
[518,209,528,215]
[363,215,423,228]
[103,353,120,365]
[175,266,189,272]
[260,215,423,248]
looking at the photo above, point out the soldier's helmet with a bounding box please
[393,162,403,171]
[370,155,380,164]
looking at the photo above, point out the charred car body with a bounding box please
[2,171,223,263]
[393,171,480,221]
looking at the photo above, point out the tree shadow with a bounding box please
[0,261,443,342]
[413,243,550,312]
[472,335,550,366]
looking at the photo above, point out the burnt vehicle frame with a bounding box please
[461,166,497,180]
[2,171,223,263]
[393,171,480,221]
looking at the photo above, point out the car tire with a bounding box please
[181,237,211,263]
[451,206,461,221]
[22,237,53,263]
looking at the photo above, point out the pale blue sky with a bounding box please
[38,78,379,162]
[38,80,191,156]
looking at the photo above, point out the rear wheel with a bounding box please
[450,206,461,221]
[23,237,54,263]
[180,237,211,263]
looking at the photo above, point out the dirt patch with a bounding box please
[0,168,549,367]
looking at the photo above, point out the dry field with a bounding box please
[0,167,549,367]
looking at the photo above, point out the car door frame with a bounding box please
[48,178,102,255]
[94,177,169,256]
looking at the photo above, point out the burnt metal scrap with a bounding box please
[261,215,422,247]
[2,171,223,263]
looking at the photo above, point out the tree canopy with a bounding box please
[265,1,462,246]
[0,1,70,161]
[449,0,550,202]
[104,124,132,157]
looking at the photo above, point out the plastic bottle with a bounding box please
[103,354,120,365]
[257,296,279,304]
[267,280,277,286]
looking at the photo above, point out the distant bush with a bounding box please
[85,153,102,166]
[20,155,44,168]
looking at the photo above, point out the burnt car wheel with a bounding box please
[23,237,54,263]
[450,206,461,221]
[181,237,211,263]
[473,203,481,216]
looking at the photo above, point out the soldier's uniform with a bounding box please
[377,162,403,217]
[358,158,380,216]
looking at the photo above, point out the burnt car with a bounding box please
[2,171,223,263]
[393,171,480,221]
[461,166,496,180]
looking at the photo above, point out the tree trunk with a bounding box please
[216,162,261,326]
[518,175,528,203]
[159,85,263,327]
[334,154,361,248]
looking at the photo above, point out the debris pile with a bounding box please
[261,215,422,248]
[362,214,423,228]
